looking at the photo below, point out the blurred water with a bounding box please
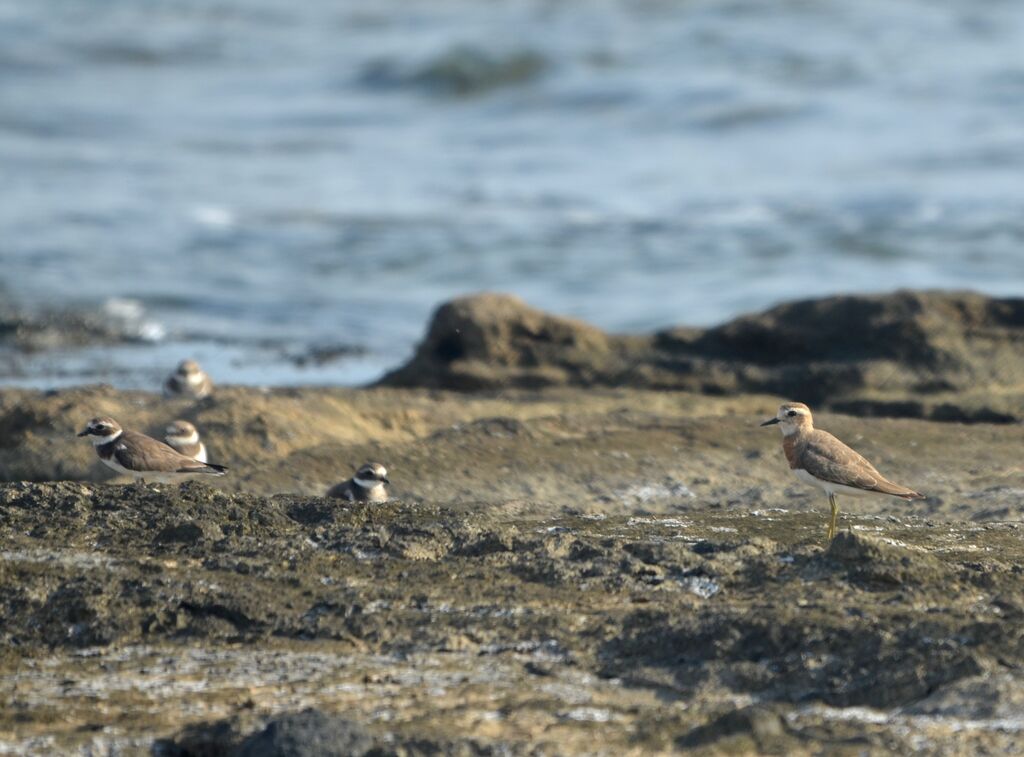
[2,0,1024,388]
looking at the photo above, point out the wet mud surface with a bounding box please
[2,473,1024,754]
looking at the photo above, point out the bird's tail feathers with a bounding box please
[875,478,924,500]
[178,462,228,476]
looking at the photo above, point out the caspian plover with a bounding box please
[761,402,923,541]
[326,462,389,503]
[163,359,213,399]
[164,419,207,463]
[78,416,227,483]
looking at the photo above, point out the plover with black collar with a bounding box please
[78,416,227,483]
[163,359,213,399]
[164,419,207,462]
[326,462,389,503]
[761,402,923,541]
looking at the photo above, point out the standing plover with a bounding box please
[78,416,227,482]
[163,359,213,399]
[164,419,207,463]
[326,462,389,503]
[761,402,923,541]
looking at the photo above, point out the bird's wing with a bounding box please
[327,481,356,501]
[801,430,885,491]
[162,376,180,396]
[117,431,215,473]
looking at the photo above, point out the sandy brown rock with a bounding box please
[379,292,629,390]
[3,383,1024,526]
[380,290,1024,421]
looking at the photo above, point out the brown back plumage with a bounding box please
[789,429,922,499]
[103,430,225,474]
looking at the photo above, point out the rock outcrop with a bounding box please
[379,290,1024,421]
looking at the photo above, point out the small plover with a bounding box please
[163,359,213,399]
[164,419,207,463]
[78,416,227,483]
[761,402,923,541]
[326,462,389,503]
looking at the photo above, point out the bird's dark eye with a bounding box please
[786,410,797,417]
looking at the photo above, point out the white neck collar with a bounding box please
[167,430,199,445]
[92,429,123,446]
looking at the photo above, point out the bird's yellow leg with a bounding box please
[827,493,839,541]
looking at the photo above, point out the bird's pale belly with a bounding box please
[791,468,872,498]
[100,455,184,483]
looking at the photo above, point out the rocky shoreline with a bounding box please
[2,290,1024,754]
[2,483,1022,754]
[381,290,1024,423]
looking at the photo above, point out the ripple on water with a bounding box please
[4,0,1024,389]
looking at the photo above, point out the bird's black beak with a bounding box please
[382,477,391,485]
[760,417,780,427]
[77,429,91,437]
